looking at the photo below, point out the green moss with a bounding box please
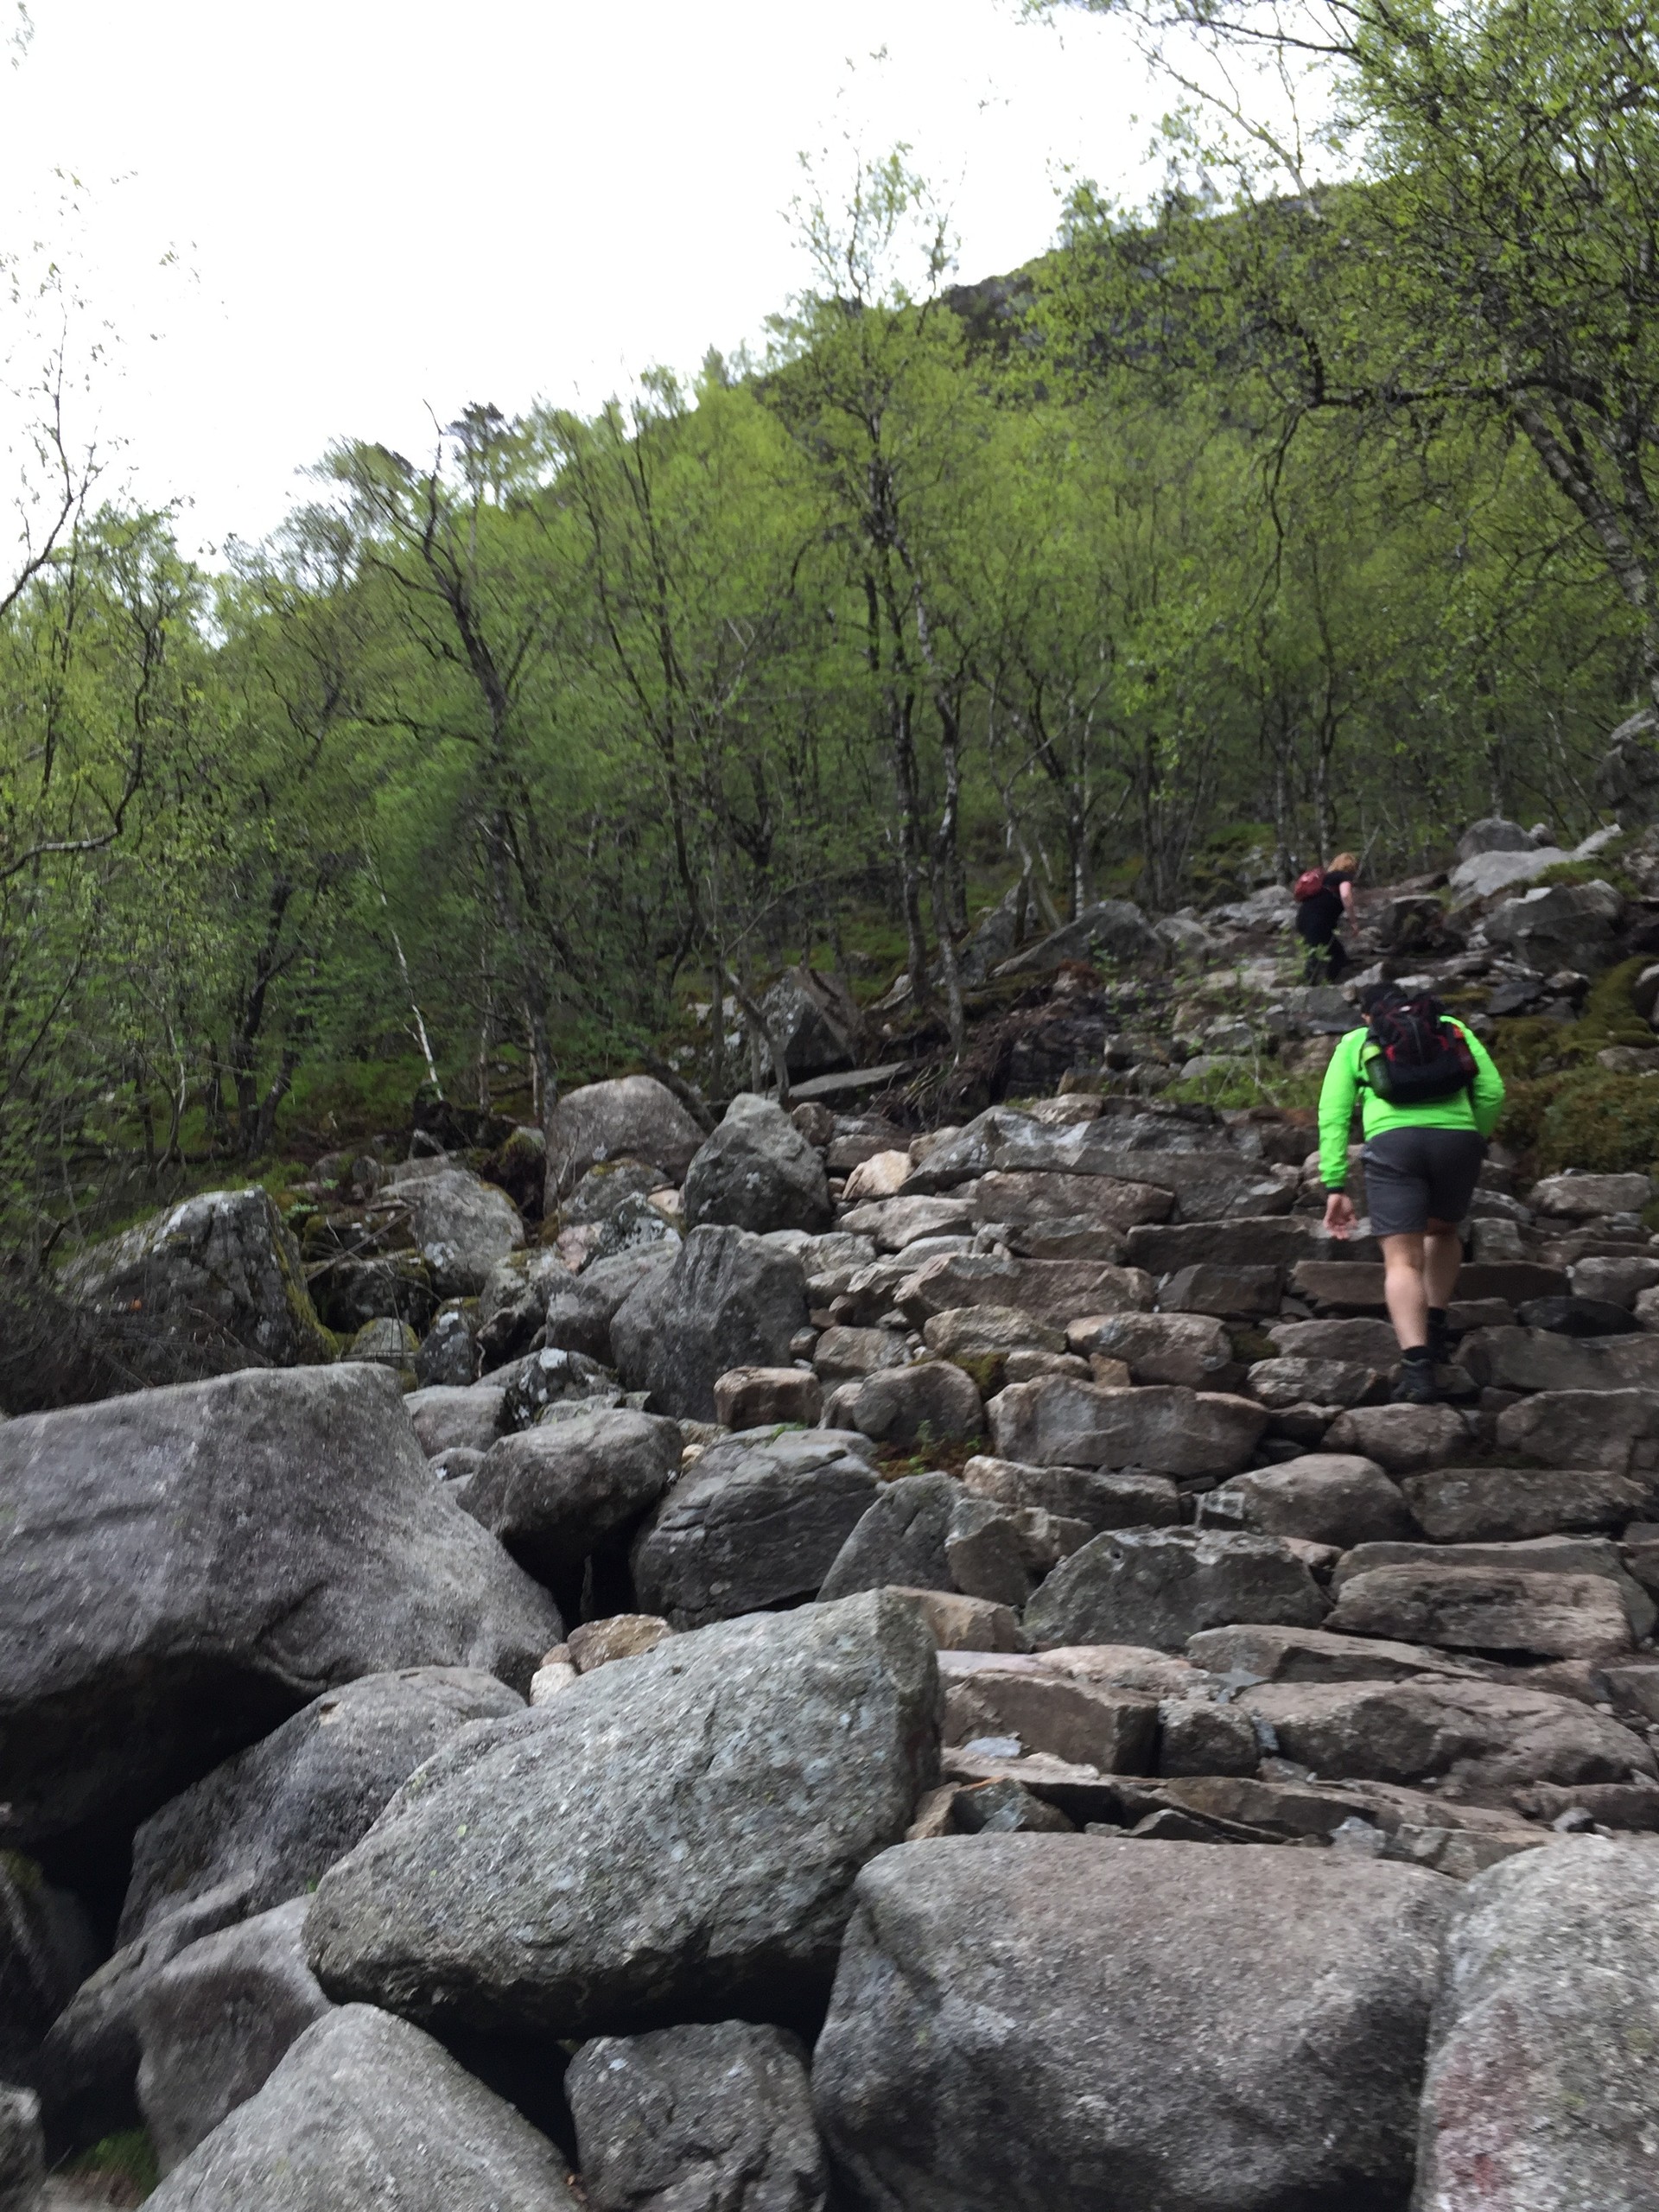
[65,2130,159,2200]
[1160,1064,1324,1113]
[1500,1066,1659,1174]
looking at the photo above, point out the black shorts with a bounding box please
[1361,1127,1486,1236]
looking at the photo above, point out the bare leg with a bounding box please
[1382,1231,1429,1351]
[1423,1219,1463,1312]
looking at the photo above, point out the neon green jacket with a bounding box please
[1317,1019,1506,1190]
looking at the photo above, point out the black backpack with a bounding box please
[1361,992,1478,1106]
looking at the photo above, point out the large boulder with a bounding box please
[0,1367,559,1847]
[611,1227,807,1421]
[567,2021,826,2212]
[1414,1837,1659,2209]
[1459,1325,1659,1395]
[967,1170,1171,1232]
[463,1409,682,1592]
[631,1431,880,1629]
[136,1899,334,2176]
[812,1835,1454,2212]
[542,1248,677,1363]
[142,2005,580,2210]
[40,1666,524,2153]
[1482,878,1625,973]
[960,1453,1179,1535]
[305,1592,940,2039]
[897,1254,1152,1331]
[545,1074,707,1205]
[54,1188,334,1389]
[1458,816,1538,860]
[118,1667,525,1952]
[819,1473,1021,1606]
[1024,1528,1326,1650]
[1065,1310,1241,1389]
[1497,1387,1659,1473]
[0,2085,41,2212]
[392,1168,524,1297]
[990,899,1158,976]
[848,1361,983,1447]
[988,1378,1266,1476]
[683,1096,833,1236]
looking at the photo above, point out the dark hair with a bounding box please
[1359,982,1404,1016]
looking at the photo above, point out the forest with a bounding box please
[3,0,1657,1253]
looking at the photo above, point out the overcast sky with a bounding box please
[0,0,1159,556]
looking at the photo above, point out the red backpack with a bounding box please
[1292,868,1326,901]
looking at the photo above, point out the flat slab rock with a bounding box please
[1400,1462,1655,1541]
[305,1591,939,2038]
[1236,1676,1655,1802]
[988,1378,1266,1476]
[1025,1528,1326,1652]
[143,2004,579,2210]
[812,1834,1455,2212]
[1325,1564,1634,1662]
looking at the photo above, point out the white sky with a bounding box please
[0,0,1163,558]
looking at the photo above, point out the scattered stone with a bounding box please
[567,2021,826,2212]
[405,1380,505,1455]
[118,1668,525,1954]
[1321,1402,1469,1473]
[810,1324,906,1387]
[611,1227,807,1422]
[1497,1387,1659,1473]
[968,1170,1169,1231]
[142,2005,580,2209]
[1186,1624,1486,1686]
[1160,1263,1281,1319]
[1244,1357,1381,1409]
[988,1378,1267,1475]
[812,1835,1453,2212]
[1415,1837,1659,2211]
[712,1365,823,1429]
[391,1168,525,1298]
[1065,1310,1242,1389]
[923,1305,1065,1359]
[0,1369,557,1849]
[1529,1169,1653,1218]
[1570,1255,1659,1307]
[939,1652,1157,1771]
[849,1361,982,1446]
[840,1194,975,1249]
[305,1592,939,2037]
[958,1453,1179,1534]
[892,1587,1029,1652]
[136,1899,333,2176]
[632,1429,880,1627]
[1024,1528,1327,1651]
[1197,1454,1415,1548]
[567,1615,672,1672]
[840,1150,912,1201]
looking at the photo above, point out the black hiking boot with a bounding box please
[1427,1307,1452,1366]
[1391,1352,1441,1405]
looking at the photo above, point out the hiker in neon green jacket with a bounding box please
[1319,987,1506,1403]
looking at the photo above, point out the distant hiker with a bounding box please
[1294,851,1357,982]
[1319,983,1506,1403]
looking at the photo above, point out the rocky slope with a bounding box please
[6,813,1659,2207]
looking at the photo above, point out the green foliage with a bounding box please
[1504,1069,1659,1176]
